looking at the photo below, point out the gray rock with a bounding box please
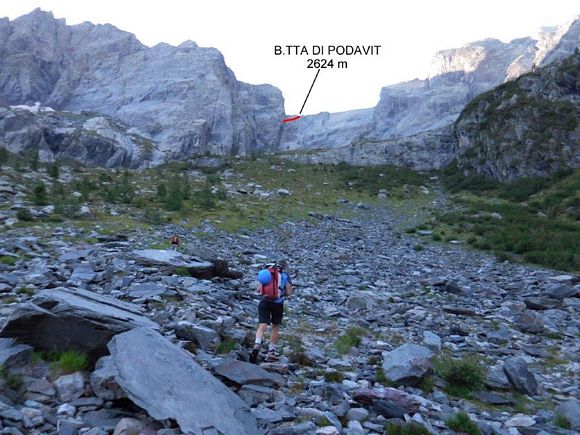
[214,359,285,387]
[346,408,369,422]
[175,321,221,350]
[0,10,285,162]
[90,356,127,401]
[132,250,213,278]
[382,344,433,385]
[422,331,442,352]
[516,310,545,333]
[503,357,538,396]
[54,372,85,402]
[556,399,580,431]
[345,295,373,311]
[237,384,276,406]
[544,284,578,300]
[372,399,407,418]
[107,328,258,435]
[27,378,55,397]
[69,263,100,284]
[0,287,159,362]
[127,283,169,299]
[0,338,32,368]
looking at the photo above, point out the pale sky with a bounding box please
[1,1,578,115]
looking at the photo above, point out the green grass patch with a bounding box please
[554,414,571,430]
[334,327,367,354]
[446,412,480,435]
[385,422,430,435]
[0,256,18,266]
[47,350,88,374]
[434,355,487,395]
[216,339,237,354]
[324,370,344,383]
[435,167,580,271]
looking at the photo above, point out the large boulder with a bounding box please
[557,399,580,431]
[381,344,433,385]
[106,328,258,435]
[503,357,538,396]
[0,288,159,362]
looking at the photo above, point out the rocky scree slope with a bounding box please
[454,51,580,181]
[0,170,579,434]
[0,9,285,164]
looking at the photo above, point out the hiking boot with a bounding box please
[249,347,260,364]
[266,351,280,362]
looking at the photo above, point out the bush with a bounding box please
[76,176,95,201]
[142,207,163,224]
[29,149,39,171]
[216,339,237,354]
[47,162,60,179]
[174,266,191,277]
[446,412,480,435]
[0,147,9,165]
[434,355,487,395]
[413,244,424,251]
[16,208,34,221]
[16,287,34,296]
[194,181,215,210]
[288,350,313,366]
[553,414,571,429]
[165,177,184,211]
[324,371,344,383]
[58,350,88,374]
[335,327,366,354]
[32,182,48,206]
[385,422,430,435]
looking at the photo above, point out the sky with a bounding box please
[1,1,578,115]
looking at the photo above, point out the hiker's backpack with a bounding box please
[260,266,280,300]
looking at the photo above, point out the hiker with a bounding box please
[250,260,293,363]
[170,234,180,251]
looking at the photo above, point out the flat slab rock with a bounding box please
[107,328,258,435]
[132,249,213,271]
[0,287,159,361]
[215,359,285,387]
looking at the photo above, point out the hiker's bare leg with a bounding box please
[256,323,268,342]
[271,324,280,346]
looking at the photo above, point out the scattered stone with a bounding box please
[54,372,85,402]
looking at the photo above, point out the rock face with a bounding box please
[0,287,159,361]
[0,9,285,161]
[454,51,580,180]
[106,328,258,435]
[0,106,158,168]
[280,17,579,161]
[283,127,455,170]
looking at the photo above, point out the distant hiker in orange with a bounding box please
[170,234,180,251]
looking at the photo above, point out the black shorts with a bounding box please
[258,299,284,325]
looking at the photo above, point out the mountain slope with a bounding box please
[280,17,579,152]
[454,51,579,180]
[0,9,285,161]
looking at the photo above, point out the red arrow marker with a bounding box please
[283,115,301,123]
